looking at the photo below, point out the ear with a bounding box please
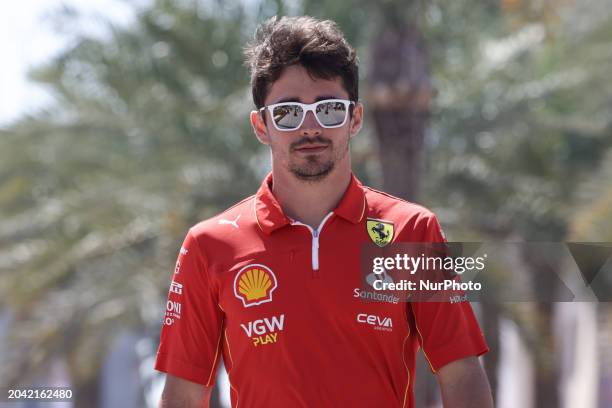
[250,110,270,145]
[349,102,363,138]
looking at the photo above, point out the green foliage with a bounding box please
[570,149,612,241]
[0,0,264,388]
[421,1,612,240]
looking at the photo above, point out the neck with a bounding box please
[271,164,351,229]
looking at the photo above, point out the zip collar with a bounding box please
[254,172,367,235]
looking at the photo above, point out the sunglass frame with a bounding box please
[259,99,355,131]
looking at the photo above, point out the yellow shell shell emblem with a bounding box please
[367,218,394,247]
[234,264,278,307]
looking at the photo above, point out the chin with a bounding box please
[290,163,334,182]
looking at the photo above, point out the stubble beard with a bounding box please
[290,156,334,182]
[288,133,350,183]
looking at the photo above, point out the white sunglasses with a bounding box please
[260,99,355,131]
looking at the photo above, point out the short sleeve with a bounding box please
[408,214,488,372]
[154,230,224,386]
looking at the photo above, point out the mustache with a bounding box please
[290,136,332,151]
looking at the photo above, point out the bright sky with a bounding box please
[0,0,137,126]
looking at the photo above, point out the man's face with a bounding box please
[250,65,363,182]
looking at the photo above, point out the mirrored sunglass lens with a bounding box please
[316,101,347,126]
[272,104,303,129]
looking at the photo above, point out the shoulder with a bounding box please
[188,195,258,241]
[363,186,444,242]
[363,186,437,224]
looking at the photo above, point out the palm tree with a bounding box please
[0,1,262,406]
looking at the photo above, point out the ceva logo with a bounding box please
[356,313,393,331]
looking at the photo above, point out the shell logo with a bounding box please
[233,264,278,307]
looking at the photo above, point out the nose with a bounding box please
[299,111,322,136]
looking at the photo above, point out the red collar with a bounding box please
[255,173,366,234]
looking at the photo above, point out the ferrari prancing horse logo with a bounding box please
[367,218,394,247]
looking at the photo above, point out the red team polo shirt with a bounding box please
[155,173,488,408]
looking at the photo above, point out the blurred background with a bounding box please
[1,0,611,407]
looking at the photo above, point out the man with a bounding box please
[156,16,493,408]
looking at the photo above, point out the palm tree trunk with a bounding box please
[72,370,102,408]
[367,10,437,407]
[482,303,501,403]
[368,23,431,202]
[522,247,561,408]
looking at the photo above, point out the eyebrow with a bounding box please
[273,95,341,104]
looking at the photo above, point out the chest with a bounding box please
[213,222,409,349]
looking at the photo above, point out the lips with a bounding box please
[293,144,329,153]
[290,136,332,154]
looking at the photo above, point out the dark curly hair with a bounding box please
[244,16,359,109]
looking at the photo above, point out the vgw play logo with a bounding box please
[240,314,285,347]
